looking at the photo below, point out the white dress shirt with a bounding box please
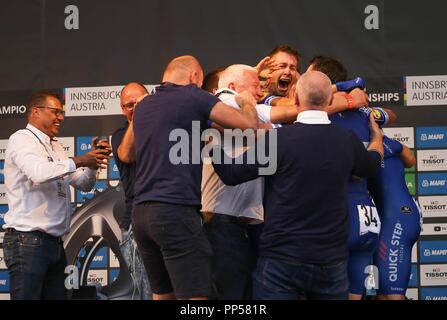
[3,124,97,237]
[295,110,331,124]
[201,89,271,223]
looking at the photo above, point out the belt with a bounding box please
[5,228,63,244]
[202,212,253,225]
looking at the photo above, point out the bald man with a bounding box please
[119,55,258,300]
[212,71,384,299]
[111,82,150,299]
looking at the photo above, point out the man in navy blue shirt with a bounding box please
[111,82,151,299]
[212,71,384,300]
[118,55,258,300]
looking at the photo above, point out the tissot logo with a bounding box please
[0,185,6,204]
[420,264,447,286]
[382,127,414,148]
[0,105,26,115]
[368,92,400,103]
[419,196,447,218]
[86,270,107,286]
[417,150,447,171]
[57,137,75,157]
[0,140,9,161]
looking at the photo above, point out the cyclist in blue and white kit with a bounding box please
[368,136,421,300]
[308,56,396,300]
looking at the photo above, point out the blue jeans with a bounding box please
[253,257,349,300]
[204,213,256,299]
[120,227,152,300]
[3,229,67,300]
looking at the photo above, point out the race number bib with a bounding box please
[357,205,381,235]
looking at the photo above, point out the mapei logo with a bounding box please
[417,127,447,148]
[90,247,108,268]
[422,180,445,187]
[418,173,447,195]
[420,241,447,263]
[0,271,9,292]
[421,288,447,300]
[76,136,94,156]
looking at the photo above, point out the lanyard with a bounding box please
[25,128,55,162]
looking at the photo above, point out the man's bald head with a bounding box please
[162,55,204,87]
[296,71,333,109]
[120,82,148,121]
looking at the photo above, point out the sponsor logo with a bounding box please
[405,288,419,300]
[56,137,75,157]
[0,161,3,184]
[0,185,7,205]
[420,288,447,300]
[109,249,120,268]
[420,241,447,263]
[368,92,400,103]
[108,158,120,180]
[417,150,447,171]
[416,127,447,148]
[0,249,5,269]
[418,173,447,195]
[405,75,447,106]
[420,265,447,286]
[412,243,418,263]
[76,136,94,156]
[90,247,108,268]
[400,206,412,214]
[419,196,447,218]
[383,127,414,149]
[405,174,416,195]
[109,269,120,284]
[421,223,447,236]
[388,223,405,283]
[86,270,107,287]
[76,181,107,203]
[0,271,9,292]
[408,264,418,288]
[0,140,8,160]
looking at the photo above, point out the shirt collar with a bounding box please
[294,110,331,125]
[215,88,237,97]
[26,123,55,144]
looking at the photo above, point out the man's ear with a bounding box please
[328,93,334,106]
[294,93,300,107]
[228,82,236,91]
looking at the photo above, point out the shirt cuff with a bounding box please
[67,158,77,173]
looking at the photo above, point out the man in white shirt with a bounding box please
[201,64,297,299]
[2,91,111,300]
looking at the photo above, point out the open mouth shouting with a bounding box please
[277,77,292,95]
